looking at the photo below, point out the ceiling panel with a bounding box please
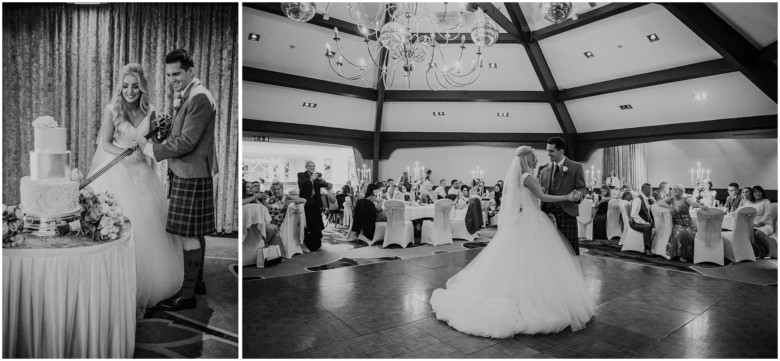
[382,102,561,132]
[390,43,543,91]
[707,2,778,49]
[566,72,778,133]
[540,4,722,89]
[516,2,612,32]
[244,7,378,88]
[243,82,377,131]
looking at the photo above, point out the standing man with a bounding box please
[146,49,217,310]
[652,182,670,202]
[538,137,587,255]
[298,161,328,251]
[630,183,656,256]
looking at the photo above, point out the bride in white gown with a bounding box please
[430,146,595,338]
[87,63,183,311]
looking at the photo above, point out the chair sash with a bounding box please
[433,199,454,243]
[618,200,631,228]
[650,204,672,257]
[607,199,622,239]
[383,200,410,247]
[734,206,757,245]
[695,207,725,248]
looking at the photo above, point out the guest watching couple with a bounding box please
[297,161,328,251]
[694,180,717,207]
[418,192,435,205]
[657,184,706,262]
[364,183,387,221]
[652,182,669,202]
[243,180,262,205]
[395,183,413,202]
[455,185,470,208]
[262,182,305,228]
[434,179,447,200]
[447,180,460,196]
[723,183,743,213]
[629,183,656,256]
[383,184,398,201]
[742,185,773,258]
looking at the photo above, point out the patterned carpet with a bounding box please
[306,256,403,271]
[578,238,701,273]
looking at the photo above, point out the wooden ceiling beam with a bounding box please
[663,3,777,102]
[757,41,778,66]
[243,119,374,159]
[243,66,377,101]
[384,90,548,102]
[379,131,556,159]
[532,3,647,42]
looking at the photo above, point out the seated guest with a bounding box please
[322,183,338,212]
[397,172,409,186]
[434,179,447,200]
[243,180,262,205]
[593,187,610,240]
[384,184,398,201]
[386,178,395,191]
[694,180,717,207]
[493,183,502,208]
[742,185,773,258]
[723,182,742,213]
[658,184,706,262]
[365,183,387,222]
[590,188,602,203]
[251,181,261,195]
[447,180,460,195]
[418,192,435,205]
[395,183,413,202]
[262,182,306,228]
[630,183,656,256]
[652,182,669,202]
[455,185,470,208]
[620,190,634,202]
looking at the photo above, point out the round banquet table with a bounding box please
[400,204,467,221]
[3,221,136,358]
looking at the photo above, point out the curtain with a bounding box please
[3,3,239,233]
[603,144,647,190]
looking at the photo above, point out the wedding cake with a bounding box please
[20,116,81,235]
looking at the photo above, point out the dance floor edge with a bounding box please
[243,249,778,358]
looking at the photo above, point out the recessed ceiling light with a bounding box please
[302,102,317,108]
[619,104,633,110]
[488,63,498,69]
[433,111,445,116]
[497,112,509,117]
[248,33,260,41]
[692,94,709,101]
[584,51,594,59]
[647,33,660,42]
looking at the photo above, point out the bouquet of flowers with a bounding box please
[691,179,706,204]
[78,187,126,241]
[2,204,26,247]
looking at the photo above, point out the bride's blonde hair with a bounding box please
[515,146,537,175]
[108,63,151,125]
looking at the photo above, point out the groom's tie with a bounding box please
[549,164,556,193]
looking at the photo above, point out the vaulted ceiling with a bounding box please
[243,2,777,166]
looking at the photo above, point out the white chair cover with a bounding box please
[382,200,414,248]
[650,204,672,259]
[450,206,477,242]
[341,196,353,228]
[721,207,756,263]
[577,198,594,240]
[768,203,777,258]
[279,203,306,258]
[242,204,270,266]
[606,199,622,240]
[421,199,455,246]
[692,207,726,265]
[618,200,646,253]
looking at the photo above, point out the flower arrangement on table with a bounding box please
[2,205,26,247]
[691,178,716,206]
[78,186,126,242]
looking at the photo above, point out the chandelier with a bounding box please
[539,2,573,24]
[281,2,499,90]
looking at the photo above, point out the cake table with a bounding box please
[3,220,136,358]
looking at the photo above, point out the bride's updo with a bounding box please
[108,63,152,125]
[515,146,537,174]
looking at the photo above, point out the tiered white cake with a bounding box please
[20,117,81,233]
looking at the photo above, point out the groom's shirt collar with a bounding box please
[555,157,566,168]
[180,78,198,98]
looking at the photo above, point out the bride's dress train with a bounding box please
[430,166,595,338]
[88,107,183,310]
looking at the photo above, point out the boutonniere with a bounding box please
[173,97,182,111]
[562,166,569,173]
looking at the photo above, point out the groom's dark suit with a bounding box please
[538,158,587,255]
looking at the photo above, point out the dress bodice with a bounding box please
[519,173,542,212]
[112,111,151,149]
[669,198,693,226]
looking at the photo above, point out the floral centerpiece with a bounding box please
[78,186,125,241]
[2,205,26,247]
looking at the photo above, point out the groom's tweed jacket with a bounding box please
[537,158,587,218]
[152,78,218,178]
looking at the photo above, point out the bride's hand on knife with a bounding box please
[127,141,139,151]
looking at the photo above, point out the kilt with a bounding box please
[166,171,216,237]
[549,207,580,255]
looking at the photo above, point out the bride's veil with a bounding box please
[497,155,524,227]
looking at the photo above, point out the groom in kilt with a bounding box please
[144,49,217,310]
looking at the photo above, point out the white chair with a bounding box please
[421,199,455,246]
[721,207,756,263]
[606,199,622,240]
[618,200,646,253]
[692,207,726,265]
[768,203,777,258]
[650,204,672,259]
[382,200,414,248]
[242,204,268,266]
[340,196,353,229]
[450,206,478,242]
[577,198,594,240]
[279,203,305,258]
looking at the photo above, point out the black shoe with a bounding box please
[195,280,206,295]
[157,293,197,311]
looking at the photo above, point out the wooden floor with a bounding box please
[243,249,777,358]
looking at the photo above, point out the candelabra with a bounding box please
[690,162,710,187]
[358,164,372,182]
[470,166,484,182]
[584,166,601,191]
[407,162,426,182]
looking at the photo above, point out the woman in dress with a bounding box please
[87,63,183,311]
[694,180,717,207]
[262,181,305,228]
[455,185,470,208]
[365,183,387,221]
[592,186,611,240]
[430,146,595,338]
[742,186,774,258]
[657,184,705,262]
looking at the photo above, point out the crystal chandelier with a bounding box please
[281,2,317,22]
[539,2,573,24]
[283,2,499,90]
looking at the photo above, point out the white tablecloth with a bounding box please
[400,205,467,221]
[690,210,735,230]
[3,226,136,358]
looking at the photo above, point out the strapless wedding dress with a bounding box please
[430,172,595,338]
[88,107,183,310]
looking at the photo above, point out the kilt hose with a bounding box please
[166,171,216,238]
[549,207,580,255]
